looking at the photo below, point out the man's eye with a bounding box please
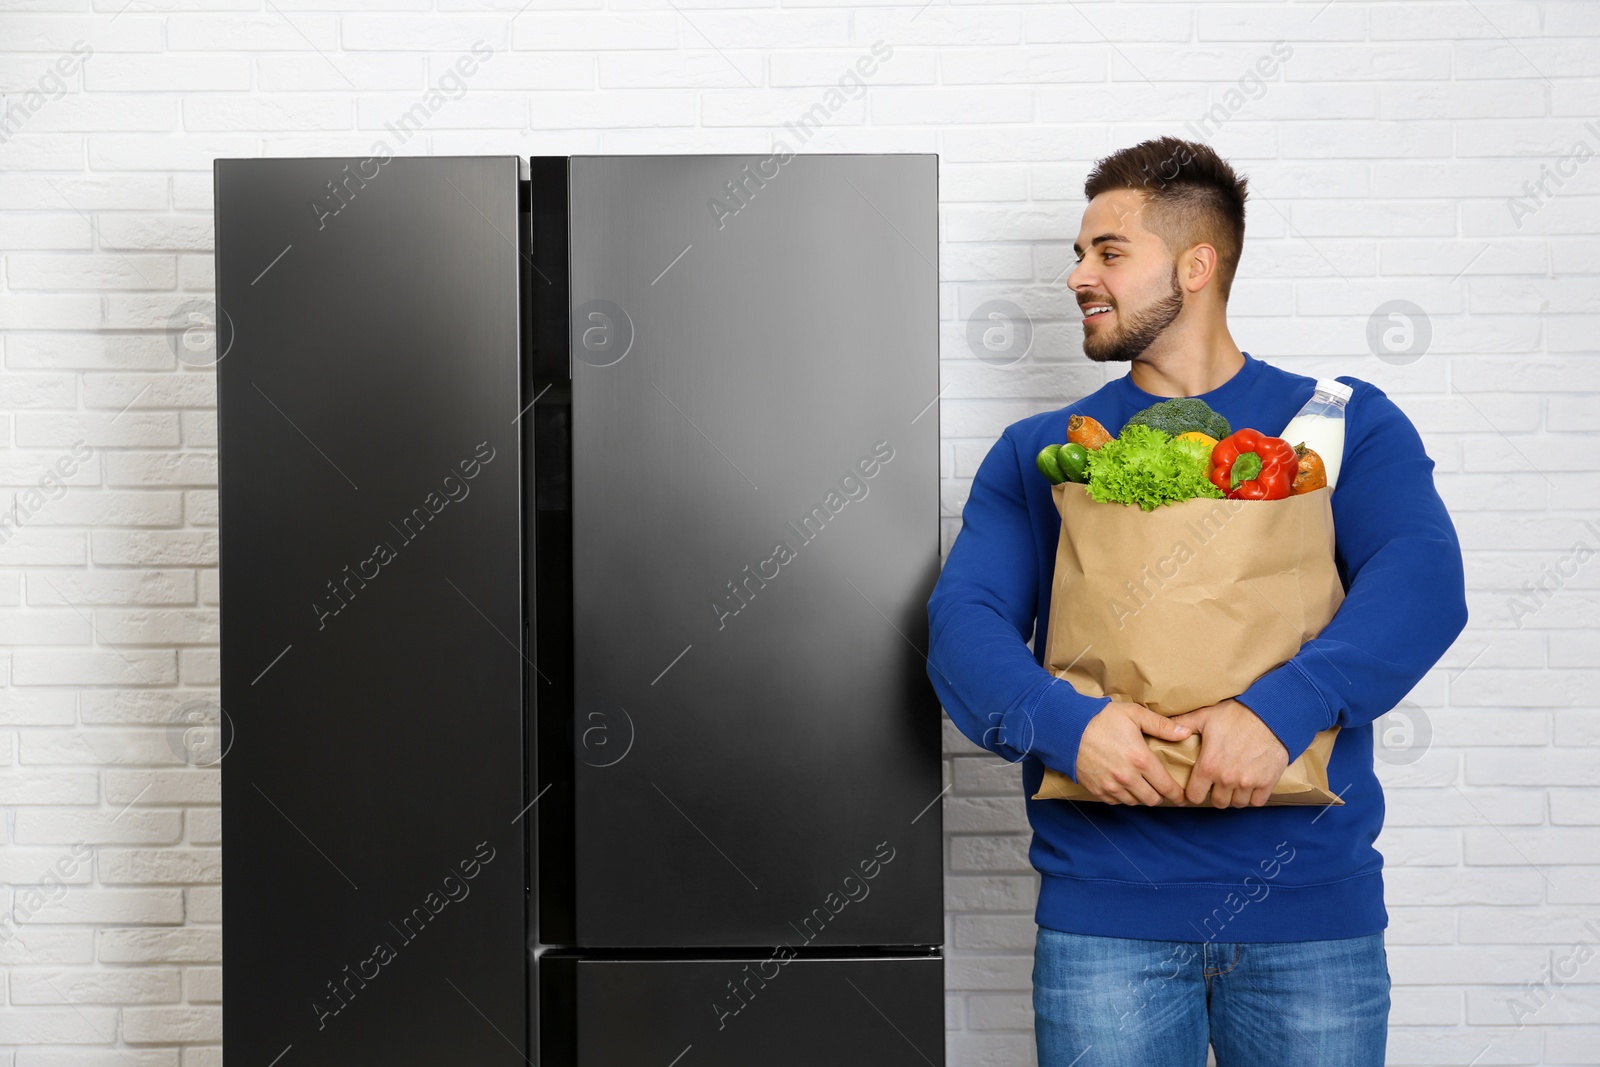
[1102,252,1119,261]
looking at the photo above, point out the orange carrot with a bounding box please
[1067,414,1113,451]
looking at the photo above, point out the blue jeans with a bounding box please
[1033,926,1390,1067]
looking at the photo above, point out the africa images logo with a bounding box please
[311,841,497,1030]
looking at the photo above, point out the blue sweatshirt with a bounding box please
[927,351,1468,943]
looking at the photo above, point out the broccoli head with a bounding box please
[1122,397,1231,440]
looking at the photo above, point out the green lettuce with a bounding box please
[1084,423,1225,511]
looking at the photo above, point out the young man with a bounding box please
[926,137,1468,1066]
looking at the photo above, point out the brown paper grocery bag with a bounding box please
[1031,481,1345,807]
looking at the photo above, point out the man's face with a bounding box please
[1066,188,1184,364]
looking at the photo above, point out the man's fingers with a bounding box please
[1141,709,1194,742]
[1211,779,1259,809]
[1126,776,1164,807]
[1142,760,1187,806]
[1093,774,1154,807]
[1104,767,1159,807]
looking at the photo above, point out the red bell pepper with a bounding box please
[1208,428,1297,501]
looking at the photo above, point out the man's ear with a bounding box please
[1182,244,1219,294]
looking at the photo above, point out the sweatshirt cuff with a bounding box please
[1235,660,1334,765]
[1022,676,1111,785]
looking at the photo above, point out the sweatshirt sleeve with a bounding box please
[1234,380,1469,765]
[927,427,1112,782]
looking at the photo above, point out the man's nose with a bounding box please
[1066,259,1092,299]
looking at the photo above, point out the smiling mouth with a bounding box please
[1082,305,1114,321]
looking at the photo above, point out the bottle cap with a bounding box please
[1316,378,1353,405]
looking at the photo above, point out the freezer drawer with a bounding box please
[539,953,945,1065]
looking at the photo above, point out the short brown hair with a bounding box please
[1083,137,1249,302]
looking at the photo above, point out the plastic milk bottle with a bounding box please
[1278,379,1352,491]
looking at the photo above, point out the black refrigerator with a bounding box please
[214,154,944,1065]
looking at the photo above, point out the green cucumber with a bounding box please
[1036,445,1066,484]
[1056,443,1091,483]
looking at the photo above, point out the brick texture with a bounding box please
[1,4,1596,1066]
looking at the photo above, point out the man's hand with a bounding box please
[1169,698,1289,808]
[1074,702,1194,806]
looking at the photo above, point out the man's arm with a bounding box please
[1232,380,1470,764]
[926,427,1111,781]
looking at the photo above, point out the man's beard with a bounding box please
[1082,263,1184,364]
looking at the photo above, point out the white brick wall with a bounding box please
[0,3,1596,1065]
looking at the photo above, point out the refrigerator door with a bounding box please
[562,154,942,948]
[216,156,527,1066]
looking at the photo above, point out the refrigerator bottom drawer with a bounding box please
[539,953,945,1066]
